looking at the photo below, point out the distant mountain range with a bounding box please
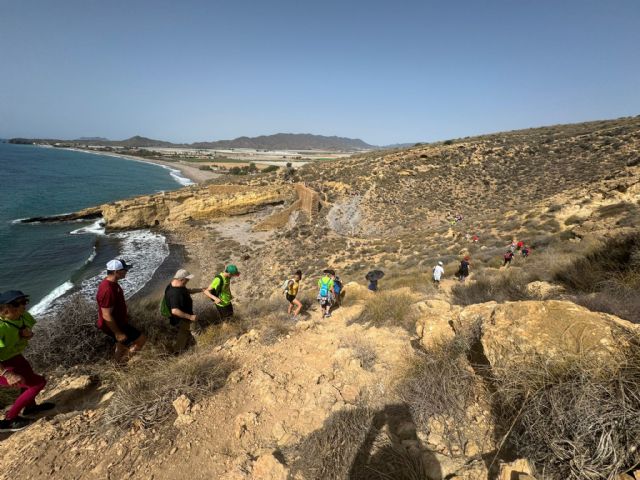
[9,133,376,151]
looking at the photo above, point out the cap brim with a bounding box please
[185,274,194,279]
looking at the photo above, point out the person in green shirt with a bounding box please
[317,269,336,318]
[203,264,240,320]
[0,290,55,432]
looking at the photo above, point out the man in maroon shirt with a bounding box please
[96,259,146,363]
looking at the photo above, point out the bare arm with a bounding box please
[101,307,126,341]
[202,288,221,304]
[171,308,196,321]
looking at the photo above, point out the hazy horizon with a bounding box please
[2,0,639,145]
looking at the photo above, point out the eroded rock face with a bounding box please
[101,184,294,230]
[466,300,639,369]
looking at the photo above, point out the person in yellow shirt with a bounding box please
[285,270,303,319]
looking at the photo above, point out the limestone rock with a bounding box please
[413,299,457,349]
[173,394,194,427]
[498,458,536,480]
[525,281,565,299]
[251,453,289,480]
[472,300,639,369]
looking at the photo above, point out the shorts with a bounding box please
[216,304,234,319]
[103,324,142,347]
[286,293,297,304]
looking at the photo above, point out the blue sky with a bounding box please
[1,0,638,145]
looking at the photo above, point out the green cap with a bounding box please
[225,264,240,275]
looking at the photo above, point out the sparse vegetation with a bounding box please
[350,291,417,332]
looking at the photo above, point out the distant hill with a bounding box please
[75,136,110,142]
[9,133,374,151]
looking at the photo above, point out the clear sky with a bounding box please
[1,0,639,145]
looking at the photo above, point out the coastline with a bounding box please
[62,147,221,185]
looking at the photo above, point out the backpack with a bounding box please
[319,277,331,298]
[160,285,172,318]
[282,279,292,293]
[333,278,342,295]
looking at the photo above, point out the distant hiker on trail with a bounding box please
[522,245,530,258]
[163,269,203,352]
[516,240,524,251]
[433,261,445,286]
[333,274,345,306]
[204,264,240,321]
[96,259,146,363]
[472,234,479,243]
[283,270,303,319]
[457,256,471,282]
[507,240,517,254]
[503,251,514,267]
[366,270,385,292]
[0,291,55,432]
[317,269,335,318]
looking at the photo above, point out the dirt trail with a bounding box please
[2,285,416,480]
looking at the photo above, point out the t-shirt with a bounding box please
[318,276,334,291]
[287,280,299,297]
[209,274,232,307]
[0,312,36,362]
[165,285,193,324]
[433,265,444,281]
[460,261,470,275]
[96,278,128,333]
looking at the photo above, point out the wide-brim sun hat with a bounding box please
[0,290,30,305]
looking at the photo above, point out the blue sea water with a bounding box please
[0,142,188,313]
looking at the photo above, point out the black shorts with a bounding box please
[216,304,234,319]
[286,294,297,304]
[104,324,142,347]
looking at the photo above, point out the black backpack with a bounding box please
[208,274,225,298]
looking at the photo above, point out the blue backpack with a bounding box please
[319,277,332,298]
[333,278,342,295]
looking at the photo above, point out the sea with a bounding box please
[0,142,193,315]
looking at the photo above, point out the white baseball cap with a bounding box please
[106,259,132,271]
[174,269,194,280]
[438,261,443,266]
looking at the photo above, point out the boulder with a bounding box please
[525,281,565,299]
[475,300,639,369]
[498,458,536,480]
[251,453,289,480]
[413,299,457,349]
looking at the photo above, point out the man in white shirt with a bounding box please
[432,261,445,286]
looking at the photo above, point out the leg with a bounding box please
[175,320,193,352]
[293,298,302,316]
[0,355,47,420]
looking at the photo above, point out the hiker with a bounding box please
[0,291,55,432]
[522,245,530,258]
[333,274,345,306]
[433,261,445,285]
[503,251,514,267]
[164,269,202,352]
[317,269,335,318]
[203,264,240,321]
[96,259,146,363]
[516,240,524,251]
[284,270,303,318]
[507,240,517,253]
[472,234,479,243]
[457,256,471,282]
[366,270,385,292]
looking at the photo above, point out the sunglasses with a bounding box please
[9,299,29,307]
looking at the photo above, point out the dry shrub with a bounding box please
[339,336,378,371]
[400,321,490,455]
[350,291,417,332]
[290,407,375,479]
[27,294,111,371]
[451,270,533,305]
[259,313,293,345]
[492,331,640,479]
[102,349,235,429]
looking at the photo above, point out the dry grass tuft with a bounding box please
[102,349,235,429]
[339,336,378,371]
[350,291,417,332]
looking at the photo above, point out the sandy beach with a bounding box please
[63,147,221,184]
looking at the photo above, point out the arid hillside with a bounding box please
[3,116,640,480]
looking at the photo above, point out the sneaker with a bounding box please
[0,416,32,432]
[23,402,56,416]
